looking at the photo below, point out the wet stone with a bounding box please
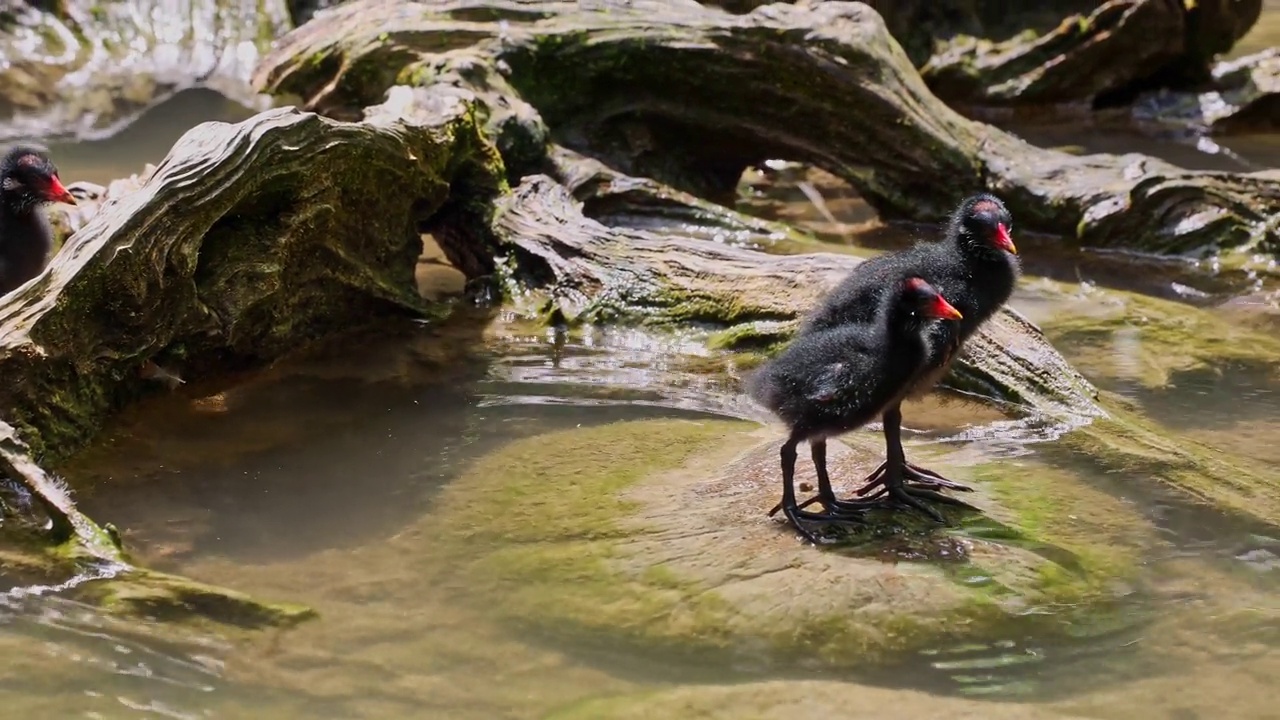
[428,417,1154,670]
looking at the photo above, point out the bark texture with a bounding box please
[0,93,502,624]
[255,0,1280,258]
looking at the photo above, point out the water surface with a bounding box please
[3,13,1280,719]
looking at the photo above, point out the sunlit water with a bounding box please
[1,14,1280,718]
[9,307,1279,719]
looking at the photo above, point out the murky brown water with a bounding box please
[2,9,1280,719]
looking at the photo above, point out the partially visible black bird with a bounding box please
[795,193,1019,515]
[747,277,964,543]
[0,144,76,297]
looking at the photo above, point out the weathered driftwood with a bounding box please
[0,0,289,141]
[0,96,501,623]
[254,0,1280,258]
[713,0,1263,110]
[547,145,810,248]
[496,174,1105,436]
[905,0,1261,108]
[1133,48,1280,135]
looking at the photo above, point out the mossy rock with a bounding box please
[1038,283,1280,390]
[432,419,1151,669]
[545,680,1093,720]
[1019,278,1280,527]
[1061,398,1280,527]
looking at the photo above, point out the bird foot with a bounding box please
[859,483,980,523]
[767,493,881,518]
[767,459,974,518]
[853,460,974,497]
[778,504,868,545]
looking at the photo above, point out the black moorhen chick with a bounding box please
[0,144,76,296]
[747,277,963,543]
[795,193,1018,519]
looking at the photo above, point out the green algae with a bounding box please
[449,419,748,654]
[957,457,1149,605]
[1041,285,1280,389]
[1062,395,1280,525]
[431,420,1149,670]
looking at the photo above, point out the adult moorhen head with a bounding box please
[0,144,76,297]
[747,277,964,543]
[787,193,1020,520]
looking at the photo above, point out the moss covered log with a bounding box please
[255,0,1280,259]
[492,173,1280,528]
[898,0,1262,108]
[496,174,1103,435]
[717,0,1263,111]
[0,94,504,625]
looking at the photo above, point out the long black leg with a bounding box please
[779,437,823,543]
[879,405,946,523]
[812,439,877,515]
[774,435,863,542]
[768,438,876,517]
[812,438,835,506]
[851,408,974,497]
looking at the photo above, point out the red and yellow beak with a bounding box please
[995,222,1016,254]
[47,175,76,205]
[929,295,964,321]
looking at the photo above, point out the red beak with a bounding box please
[47,175,76,205]
[929,295,964,321]
[995,222,1016,254]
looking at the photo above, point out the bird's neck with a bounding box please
[1,189,42,218]
[0,200,53,257]
[881,300,930,351]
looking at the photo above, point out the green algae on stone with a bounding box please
[954,456,1151,606]
[432,419,1149,670]
[0,536,314,630]
[81,569,317,629]
[1061,396,1280,526]
[1041,284,1280,389]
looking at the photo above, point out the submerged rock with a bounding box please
[430,418,1150,669]
[546,680,1093,719]
[1039,281,1280,390]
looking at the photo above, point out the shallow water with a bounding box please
[19,307,1280,719]
[46,88,257,186]
[4,13,1280,719]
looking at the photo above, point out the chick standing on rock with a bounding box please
[747,277,963,543]
[792,193,1020,520]
[0,144,77,297]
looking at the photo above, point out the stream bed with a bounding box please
[3,13,1280,718]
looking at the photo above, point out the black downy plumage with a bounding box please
[792,193,1019,520]
[747,277,963,543]
[0,145,76,297]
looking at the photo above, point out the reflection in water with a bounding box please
[1,8,1279,715]
[45,88,258,186]
[0,306,1264,718]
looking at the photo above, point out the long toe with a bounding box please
[903,463,974,492]
[782,511,851,545]
[768,494,825,517]
[852,460,891,497]
[823,497,879,517]
[888,486,946,523]
[903,485,981,511]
